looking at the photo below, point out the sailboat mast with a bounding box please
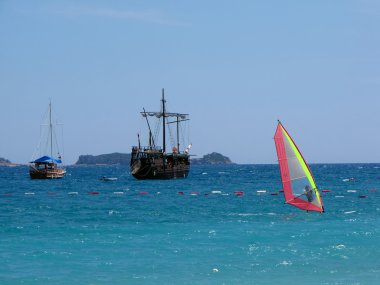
[49,101,53,158]
[176,115,180,152]
[162,88,166,153]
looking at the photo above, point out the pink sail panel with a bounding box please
[274,125,293,203]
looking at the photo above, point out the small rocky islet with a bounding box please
[75,152,233,166]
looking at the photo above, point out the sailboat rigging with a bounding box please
[130,88,191,180]
[29,101,66,179]
[274,121,324,212]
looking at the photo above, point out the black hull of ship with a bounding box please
[130,152,190,180]
[131,164,189,180]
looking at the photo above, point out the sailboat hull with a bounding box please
[29,165,66,179]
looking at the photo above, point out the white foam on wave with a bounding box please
[230,213,262,217]
[277,260,292,266]
[248,244,259,253]
[238,213,257,217]
[344,210,356,214]
[334,244,346,250]
[108,210,120,215]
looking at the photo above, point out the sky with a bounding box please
[1,0,380,165]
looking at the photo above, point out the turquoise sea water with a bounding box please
[0,164,379,285]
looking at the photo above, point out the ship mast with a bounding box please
[176,115,180,152]
[162,88,166,153]
[49,101,53,159]
[143,108,155,149]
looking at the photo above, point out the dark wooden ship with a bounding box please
[130,89,191,180]
[29,102,66,179]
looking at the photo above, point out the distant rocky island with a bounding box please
[191,152,234,165]
[0,157,17,166]
[75,153,131,165]
[75,152,233,165]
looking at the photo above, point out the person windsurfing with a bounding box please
[304,185,314,202]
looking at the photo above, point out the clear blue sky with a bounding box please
[1,0,379,164]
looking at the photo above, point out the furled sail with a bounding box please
[141,112,188,119]
[274,121,324,212]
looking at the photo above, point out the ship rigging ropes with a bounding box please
[33,104,64,160]
[167,121,175,149]
[180,120,190,150]
[143,104,190,152]
[166,100,190,152]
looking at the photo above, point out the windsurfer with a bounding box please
[304,186,314,202]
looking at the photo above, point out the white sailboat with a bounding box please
[29,101,66,179]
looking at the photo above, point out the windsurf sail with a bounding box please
[274,121,324,213]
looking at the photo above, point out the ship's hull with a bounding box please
[131,164,189,179]
[130,150,190,180]
[29,165,66,179]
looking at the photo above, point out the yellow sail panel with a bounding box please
[282,127,316,189]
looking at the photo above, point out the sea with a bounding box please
[0,164,379,285]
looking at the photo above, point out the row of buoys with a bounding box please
[322,189,373,198]
[2,190,248,196]
[323,189,375,198]
[1,188,376,198]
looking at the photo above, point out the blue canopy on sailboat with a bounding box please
[31,156,62,164]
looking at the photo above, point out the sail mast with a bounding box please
[162,88,166,153]
[49,100,53,158]
[176,115,180,152]
[143,108,155,149]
